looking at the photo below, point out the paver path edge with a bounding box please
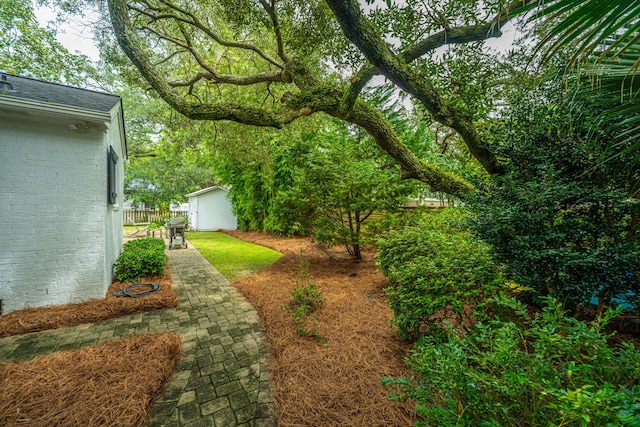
[0,242,277,427]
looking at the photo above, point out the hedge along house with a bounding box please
[0,73,127,314]
[186,186,238,231]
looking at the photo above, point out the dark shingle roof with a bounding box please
[0,73,120,112]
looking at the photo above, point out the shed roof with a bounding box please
[186,186,230,198]
[0,73,121,112]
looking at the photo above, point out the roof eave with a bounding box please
[0,95,113,122]
[186,186,229,198]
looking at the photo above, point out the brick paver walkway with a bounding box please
[0,242,277,427]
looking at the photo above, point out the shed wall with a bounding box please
[189,190,237,231]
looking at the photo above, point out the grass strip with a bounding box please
[186,231,283,281]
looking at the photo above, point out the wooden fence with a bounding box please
[123,209,188,225]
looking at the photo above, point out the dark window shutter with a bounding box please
[108,146,118,204]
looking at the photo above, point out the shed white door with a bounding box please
[188,198,198,230]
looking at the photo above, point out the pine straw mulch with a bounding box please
[0,264,178,339]
[0,332,181,427]
[223,230,419,427]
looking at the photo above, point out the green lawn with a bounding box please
[186,232,283,281]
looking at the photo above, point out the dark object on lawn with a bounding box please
[166,216,187,249]
[113,283,161,298]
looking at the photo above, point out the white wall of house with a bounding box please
[0,110,124,313]
[103,106,126,295]
[187,187,237,231]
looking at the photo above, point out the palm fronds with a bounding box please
[514,0,639,175]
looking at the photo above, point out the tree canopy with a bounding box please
[0,0,93,84]
[102,0,531,198]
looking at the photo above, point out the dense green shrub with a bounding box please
[383,297,640,426]
[469,173,640,310]
[113,238,166,282]
[467,83,640,311]
[377,209,504,340]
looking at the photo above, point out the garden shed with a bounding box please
[186,186,237,231]
[0,73,127,314]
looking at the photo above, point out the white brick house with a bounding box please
[0,73,127,313]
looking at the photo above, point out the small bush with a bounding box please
[377,209,504,341]
[113,238,166,282]
[383,296,640,426]
[287,282,325,323]
[283,254,327,344]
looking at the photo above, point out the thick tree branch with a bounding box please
[167,71,210,87]
[283,85,474,195]
[345,27,494,109]
[327,0,504,175]
[166,69,285,87]
[402,0,531,63]
[108,0,298,127]
[343,0,531,109]
[343,102,474,195]
[259,0,289,63]
[180,34,286,86]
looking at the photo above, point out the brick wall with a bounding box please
[103,113,125,295]
[0,114,122,313]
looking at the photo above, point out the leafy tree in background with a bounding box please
[213,120,312,235]
[294,118,420,260]
[123,91,219,207]
[0,0,93,85]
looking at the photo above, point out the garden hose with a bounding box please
[112,282,161,298]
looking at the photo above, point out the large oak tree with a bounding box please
[106,0,527,197]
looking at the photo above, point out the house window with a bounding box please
[107,146,118,205]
